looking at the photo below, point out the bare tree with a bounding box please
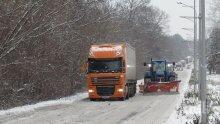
[0,0,191,109]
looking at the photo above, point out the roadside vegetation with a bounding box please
[176,71,220,124]
[0,0,191,109]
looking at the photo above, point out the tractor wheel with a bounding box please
[170,77,175,81]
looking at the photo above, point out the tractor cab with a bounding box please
[166,62,175,72]
[152,60,166,77]
[144,60,175,82]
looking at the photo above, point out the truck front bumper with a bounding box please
[88,85,125,99]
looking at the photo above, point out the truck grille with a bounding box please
[96,86,115,96]
[92,77,119,84]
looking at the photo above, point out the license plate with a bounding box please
[101,96,110,99]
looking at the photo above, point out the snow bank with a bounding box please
[0,78,144,116]
[165,105,200,124]
[164,69,193,124]
[208,105,220,124]
[136,79,144,93]
[0,92,87,116]
[165,74,220,124]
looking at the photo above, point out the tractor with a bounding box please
[139,59,181,93]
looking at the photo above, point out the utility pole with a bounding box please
[193,0,198,92]
[199,0,207,123]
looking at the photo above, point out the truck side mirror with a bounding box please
[143,62,147,66]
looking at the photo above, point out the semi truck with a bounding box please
[87,43,136,101]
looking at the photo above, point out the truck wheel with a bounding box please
[134,84,136,94]
[126,85,129,99]
[120,97,125,101]
[120,86,128,101]
[131,84,136,97]
[128,84,133,97]
[90,98,96,101]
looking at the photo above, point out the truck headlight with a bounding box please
[118,88,123,92]
[167,64,172,67]
[88,89,94,93]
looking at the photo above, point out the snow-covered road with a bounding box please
[0,69,192,124]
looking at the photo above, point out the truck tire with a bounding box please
[120,86,128,101]
[126,85,129,99]
[90,98,96,101]
[128,84,135,97]
[130,84,136,97]
[133,84,136,96]
[120,97,126,101]
[128,84,132,97]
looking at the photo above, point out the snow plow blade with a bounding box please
[139,80,181,93]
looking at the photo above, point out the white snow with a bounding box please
[165,105,201,124]
[0,69,193,124]
[208,74,220,84]
[0,78,145,117]
[0,78,150,117]
[0,92,87,116]
[165,73,220,124]
[164,68,193,124]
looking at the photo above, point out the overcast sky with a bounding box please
[151,0,197,39]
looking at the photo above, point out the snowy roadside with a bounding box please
[208,74,220,124]
[0,78,144,117]
[208,74,220,84]
[165,73,220,124]
[0,70,192,124]
[163,68,193,124]
[0,92,88,116]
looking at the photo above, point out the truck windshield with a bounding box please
[88,58,122,73]
[153,61,165,74]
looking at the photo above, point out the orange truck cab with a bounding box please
[87,43,136,100]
